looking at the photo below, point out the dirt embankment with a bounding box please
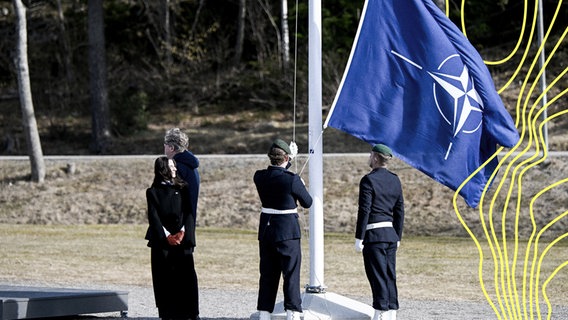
[1,153,566,240]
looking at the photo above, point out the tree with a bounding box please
[55,0,75,107]
[280,0,290,68]
[160,0,172,68]
[256,0,281,67]
[233,0,245,66]
[12,0,45,183]
[88,0,111,154]
[434,0,445,11]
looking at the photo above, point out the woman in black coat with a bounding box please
[145,156,199,320]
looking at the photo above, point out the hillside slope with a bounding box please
[1,154,566,240]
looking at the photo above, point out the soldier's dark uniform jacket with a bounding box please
[254,166,313,243]
[356,167,404,244]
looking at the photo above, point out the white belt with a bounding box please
[366,221,393,230]
[261,207,298,214]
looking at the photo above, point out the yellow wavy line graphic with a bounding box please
[451,0,567,319]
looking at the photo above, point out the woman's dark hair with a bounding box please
[153,156,186,188]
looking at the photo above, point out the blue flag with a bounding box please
[325,0,519,208]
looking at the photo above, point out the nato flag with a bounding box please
[325,0,519,208]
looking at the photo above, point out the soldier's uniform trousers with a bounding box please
[256,238,302,312]
[363,241,399,311]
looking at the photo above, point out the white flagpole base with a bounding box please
[267,292,374,320]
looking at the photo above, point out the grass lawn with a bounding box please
[1,224,566,309]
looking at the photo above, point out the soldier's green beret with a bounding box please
[372,143,392,157]
[271,139,291,154]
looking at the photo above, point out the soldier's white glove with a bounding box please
[355,239,364,252]
[289,141,298,160]
[397,241,400,248]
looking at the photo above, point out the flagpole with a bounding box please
[307,0,325,293]
[259,0,374,304]
[537,0,548,152]
[296,0,374,318]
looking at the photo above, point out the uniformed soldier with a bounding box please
[254,139,313,320]
[355,144,404,320]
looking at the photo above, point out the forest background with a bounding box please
[0,0,566,156]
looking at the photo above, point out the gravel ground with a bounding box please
[5,282,568,320]
[103,285,567,320]
[77,285,498,320]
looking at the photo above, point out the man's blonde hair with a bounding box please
[164,128,189,152]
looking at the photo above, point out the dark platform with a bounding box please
[0,285,128,320]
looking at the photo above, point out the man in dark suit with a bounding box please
[355,144,404,320]
[164,128,200,225]
[254,139,313,320]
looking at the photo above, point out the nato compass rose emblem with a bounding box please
[391,50,484,160]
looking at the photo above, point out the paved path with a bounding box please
[34,284,568,320]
